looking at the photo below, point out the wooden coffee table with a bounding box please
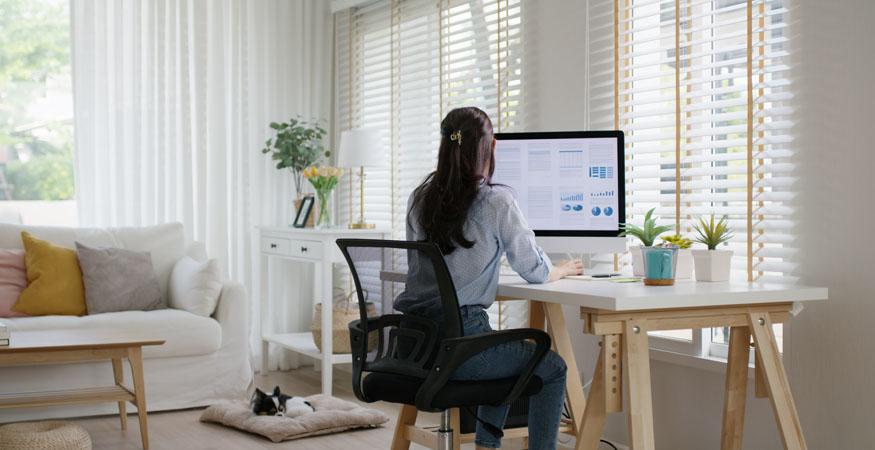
[0,330,164,449]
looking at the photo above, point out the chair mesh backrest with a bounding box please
[337,239,463,380]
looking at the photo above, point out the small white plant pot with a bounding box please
[675,249,694,279]
[692,249,733,282]
[630,246,645,277]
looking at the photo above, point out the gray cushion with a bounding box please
[75,242,165,314]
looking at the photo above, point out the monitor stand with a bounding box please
[536,236,626,254]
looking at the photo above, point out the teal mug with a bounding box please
[642,246,678,286]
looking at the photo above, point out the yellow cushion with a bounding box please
[12,232,87,316]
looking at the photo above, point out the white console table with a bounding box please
[255,226,389,395]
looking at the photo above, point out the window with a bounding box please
[0,0,76,225]
[336,0,523,232]
[587,0,793,358]
[335,0,526,327]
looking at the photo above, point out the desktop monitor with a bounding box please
[492,130,626,254]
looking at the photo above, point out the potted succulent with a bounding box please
[661,234,694,279]
[620,208,673,277]
[691,215,734,282]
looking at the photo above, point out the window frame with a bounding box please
[590,0,794,365]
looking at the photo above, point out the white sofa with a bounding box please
[0,222,252,421]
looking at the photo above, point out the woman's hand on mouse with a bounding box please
[548,259,584,282]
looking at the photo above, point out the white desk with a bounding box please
[254,226,388,395]
[496,276,827,450]
[499,277,826,311]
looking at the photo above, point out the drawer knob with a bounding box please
[301,246,308,253]
[270,243,277,249]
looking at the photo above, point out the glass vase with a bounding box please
[315,189,332,229]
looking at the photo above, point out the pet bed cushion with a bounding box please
[199,394,389,443]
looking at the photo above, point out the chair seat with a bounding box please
[362,372,543,410]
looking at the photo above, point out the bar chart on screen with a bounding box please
[588,166,614,179]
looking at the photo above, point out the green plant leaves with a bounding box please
[620,207,670,247]
[692,214,734,250]
[260,117,330,191]
[661,234,693,249]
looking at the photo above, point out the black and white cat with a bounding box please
[251,386,315,418]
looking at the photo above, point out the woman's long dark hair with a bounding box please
[410,107,496,254]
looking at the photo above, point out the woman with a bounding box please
[395,107,582,450]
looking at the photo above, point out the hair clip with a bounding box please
[450,130,463,145]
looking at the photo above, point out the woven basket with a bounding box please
[311,292,378,354]
[0,421,92,450]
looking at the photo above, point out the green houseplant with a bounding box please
[661,234,692,249]
[661,234,694,279]
[261,117,329,198]
[620,208,673,277]
[691,215,734,281]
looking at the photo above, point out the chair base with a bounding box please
[391,404,575,450]
[437,410,453,450]
[392,405,463,450]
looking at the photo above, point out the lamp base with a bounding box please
[349,222,376,230]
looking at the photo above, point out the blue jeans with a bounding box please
[450,306,567,450]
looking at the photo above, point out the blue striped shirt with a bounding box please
[394,184,552,316]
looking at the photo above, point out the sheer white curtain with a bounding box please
[72,0,333,368]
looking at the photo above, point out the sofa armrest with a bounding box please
[213,281,250,349]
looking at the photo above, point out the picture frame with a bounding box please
[293,195,315,228]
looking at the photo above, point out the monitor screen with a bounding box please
[492,131,625,237]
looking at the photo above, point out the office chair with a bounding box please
[336,239,551,450]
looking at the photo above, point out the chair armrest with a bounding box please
[349,314,439,403]
[213,281,250,349]
[349,315,404,402]
[351,314,404,333]
[414,328,551,411]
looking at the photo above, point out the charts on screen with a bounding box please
[591,190,615,198]
[558,150,585,169]
[560,192,585,202]
[588,166,614,179]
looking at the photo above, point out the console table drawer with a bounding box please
[289,240,322,259]
[262,237,291,255]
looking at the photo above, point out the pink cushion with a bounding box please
[0,249,28,317]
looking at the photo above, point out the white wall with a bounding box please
[526,0,589,132]
[528,0,875,448]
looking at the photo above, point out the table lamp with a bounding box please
[338,129,383,229]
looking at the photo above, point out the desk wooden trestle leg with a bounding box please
[577,303,807,450]
[720,326,751,450]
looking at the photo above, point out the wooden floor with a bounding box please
[71,368,528,450]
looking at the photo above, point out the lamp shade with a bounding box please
[337,129,384,167]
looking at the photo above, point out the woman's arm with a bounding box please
[497,192,556,283]
[496,191,583,282]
